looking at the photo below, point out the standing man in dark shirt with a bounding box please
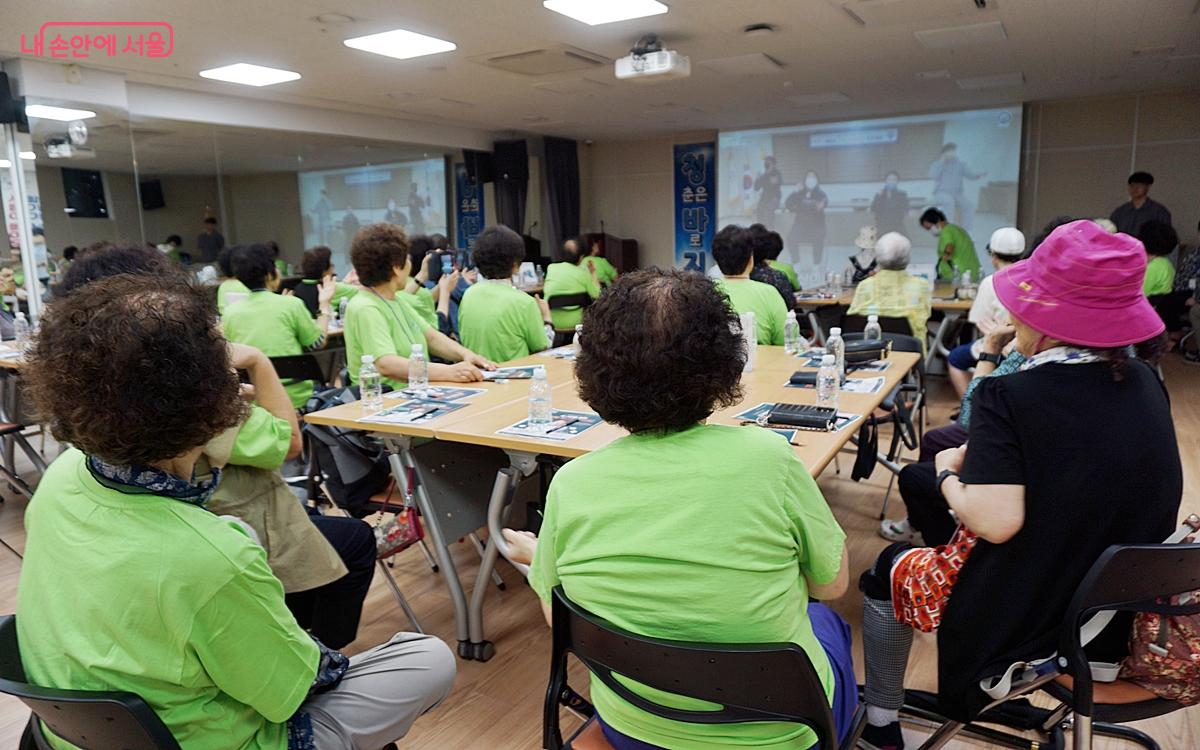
[753,156,782,231]
[1110,171,1172,236]
[871,171,909,237]
[196,216,225,264]
[746,223,796,312]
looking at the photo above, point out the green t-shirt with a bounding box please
[217,278,250,316]
[1143,256,1176,296]
[222,291,324,408]
[401,285,438,329]
[713,277,788,345]
[543,261,600,330]
[17,449,317,750]
[459,280,549,363]
[768,259,801,290]
[274,259,288,277]
[586,256,618,286]
[935,223,980,280]
[343,289,431,389]
[529,424,845,750]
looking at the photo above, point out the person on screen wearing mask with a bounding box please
[753,155,783,230]
[1110,171,1172,237]
[921,207,980,281]
[785,170,828,265]
[384,198,408,227]
[871,171,910,236]
[928,143,986,232]
[341,205,360,245]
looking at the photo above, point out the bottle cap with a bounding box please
[822,354,835,365]
[411,343,423,354]
[575,324,583,332]
[786,310,797,319]
[868,314,878,322]
[830,327,841,336]
[360,354,374,364]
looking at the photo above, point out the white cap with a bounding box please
[533,365,547,378]
[830,327,841,336]
[786,310,797,319]
[987,227,1025,257]
[822,354,835,365]
[360,354,374,364]
[868,314,878,322]
[410,343,423,354]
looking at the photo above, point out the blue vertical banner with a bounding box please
[673,142,716,272]
[454,163,485,250]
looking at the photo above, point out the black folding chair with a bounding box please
[0,615,180,750]
[544,587,865,750]
[900,524,1200,750]
[841,313,913,338]
[269,352,332,394]
[546,292,593,348]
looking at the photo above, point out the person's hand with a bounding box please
[443,361,484,382]
[227,342,268,371]
[501,529,537,566]
[463,269,479,285]
[281,288,294,297]
[239,383,257,402]
[416,254,432,284]
[975,317,999,336]
[317,277,337,308]
[464,351,497,371]
[344,269,360,287]
[982,324,1016,355]
[535,294,551,320]
[438,269,460,298]
[935,445,967,476]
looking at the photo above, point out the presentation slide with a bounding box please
[298,157,447,272]
[719,106,1022,288]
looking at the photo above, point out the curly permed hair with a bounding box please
[351,223,409,288]
[25,274,247,465]
[575,268,744,433]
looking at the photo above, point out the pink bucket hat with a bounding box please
[992,219,1164,348]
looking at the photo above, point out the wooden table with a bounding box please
[305,346,919,662]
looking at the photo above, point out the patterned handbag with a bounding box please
[372,477,425,561]
[890,525,979,633]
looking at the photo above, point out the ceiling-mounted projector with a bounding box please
[615,34,689,81]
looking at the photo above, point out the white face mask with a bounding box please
[928,226,942,237]
[804,177,818,189]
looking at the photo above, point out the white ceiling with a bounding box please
[2,0,1199,141]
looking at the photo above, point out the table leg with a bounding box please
[382,437,473,657]
[465,467,522,662]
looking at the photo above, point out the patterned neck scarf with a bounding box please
[1019,345,1105,372]
[86,455,221,507]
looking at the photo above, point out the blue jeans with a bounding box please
[947,341,976,371]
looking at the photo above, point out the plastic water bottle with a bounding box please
[572,324,583,356]
[359,355,383,413]
[826,326,845,378]
[407,343,428,395]
[816,355,839,409]
[528,366,552,428]
[864,314,883,342]
[739,311,757,373]
[13,312,30,351]
[783,311,803,355]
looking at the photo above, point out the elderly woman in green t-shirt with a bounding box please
[504,268,857,749]
[921,207,981,281]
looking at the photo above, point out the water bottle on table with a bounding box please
[572,324,583,356]
[783,311,803,355]
[359,355,383,413]
[528,366,553,429]
[739,311,757,373]
[13,313,30,351]
[816,355,839,409]
[826,326,845,378]
[408,343,428,396]
[864,314,883,342]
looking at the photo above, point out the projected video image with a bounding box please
[719,107,1021,287]
[299,158,446,271]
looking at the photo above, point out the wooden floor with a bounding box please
[0,357,1197,748]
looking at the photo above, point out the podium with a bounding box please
[582,233,639,273]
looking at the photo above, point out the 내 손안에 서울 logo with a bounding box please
[21,22,174,59]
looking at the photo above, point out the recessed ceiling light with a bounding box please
[543,0,668,26]
[0,160,10,168]
[25,104,97,122]
[343,29,456,60]
[19,152,36,160]
[199,63,301,87]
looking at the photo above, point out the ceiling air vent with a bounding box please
[473,45,609,76]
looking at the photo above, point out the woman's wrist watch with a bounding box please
[936,469,960,497]
[978,351,1003,365]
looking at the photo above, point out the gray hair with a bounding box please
[875,232,912,270]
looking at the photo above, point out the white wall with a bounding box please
[221,173,304,263]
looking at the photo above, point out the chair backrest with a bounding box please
[269,353,329,388]
[0,616,181,750]
[841,314,913,337]
[545,588,837,750]
[291,281,320,317]
[546,292,593,311]
[1059,541,1200,714]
